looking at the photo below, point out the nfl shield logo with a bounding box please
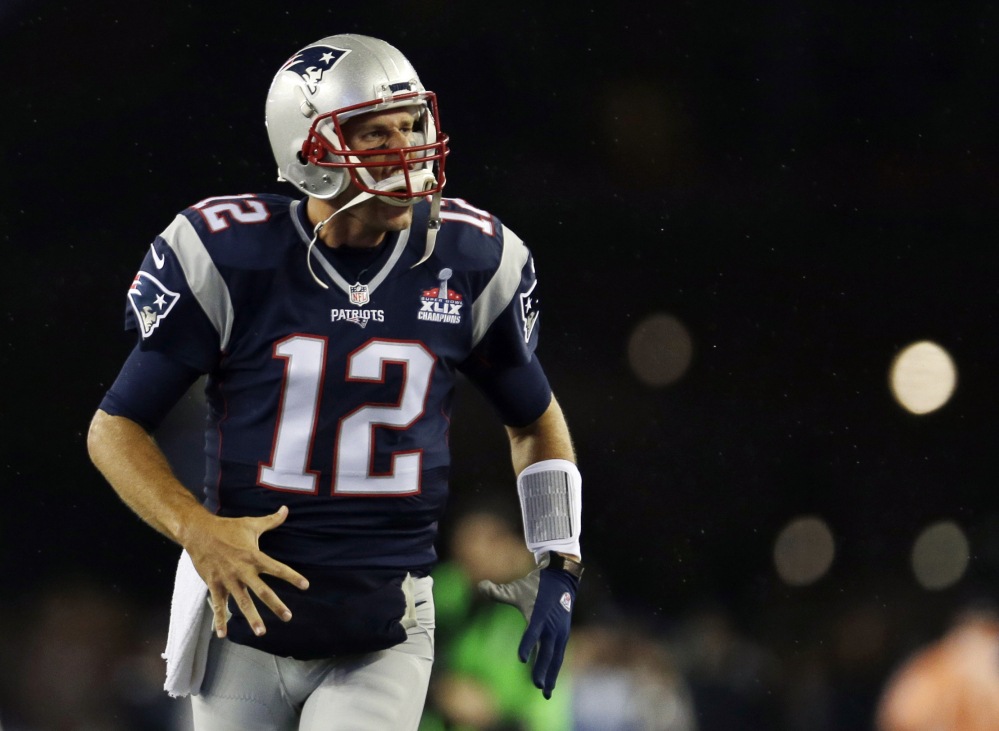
[349,282,370,307]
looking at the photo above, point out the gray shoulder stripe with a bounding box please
[159,215,234,351]
[471,224,530,348]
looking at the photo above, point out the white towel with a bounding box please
[400,572,418,630]
[161,550,215,697]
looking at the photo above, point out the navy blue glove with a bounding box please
[479,556,580,698]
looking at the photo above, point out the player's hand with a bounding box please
[478,556,579,699]
[181,505,309,639]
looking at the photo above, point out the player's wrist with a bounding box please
[517,459,583,562]
[540,550,584,581]
[555,551,580,561]
[173,501,218,550]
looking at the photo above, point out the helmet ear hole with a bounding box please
[297,150,309,165]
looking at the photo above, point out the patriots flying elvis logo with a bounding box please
[519,279,539,344]
[280,45,351,94]
[128,271,180,338]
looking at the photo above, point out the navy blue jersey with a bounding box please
[118,194,543,573]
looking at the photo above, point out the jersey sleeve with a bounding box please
[99,345,203,431]
[460,353,552,427]
[123,214,233,373]
[459,224,551,427]
[467,224,541,367]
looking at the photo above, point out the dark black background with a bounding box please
[1,0,997,722]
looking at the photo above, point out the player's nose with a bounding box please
[390,127,414,149]
[386,129,417,176]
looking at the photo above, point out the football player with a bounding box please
[87,34,584,731]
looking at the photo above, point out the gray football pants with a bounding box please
[191,576,434,731]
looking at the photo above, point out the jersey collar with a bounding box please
[291,199,411,300]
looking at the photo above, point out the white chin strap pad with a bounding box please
[346,149,436,207]
[373,169,437,206]
[517,459,582,562]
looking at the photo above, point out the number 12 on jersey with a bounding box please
[258,336,436,496]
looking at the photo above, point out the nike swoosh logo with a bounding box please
[150,244,165,269]
[415,600,427,607]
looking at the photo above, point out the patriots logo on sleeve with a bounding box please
[128,271,180,338]
[280,45,351,94]
[519,280,540,344]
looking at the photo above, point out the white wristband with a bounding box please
[516,458,582,562]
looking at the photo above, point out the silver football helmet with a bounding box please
[265,34,449,205]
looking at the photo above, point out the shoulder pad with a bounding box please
[150,194,294,350]
[183,193,292,236]
[174,193,297,269]
[432,197,509,272]
[440,198,499,238]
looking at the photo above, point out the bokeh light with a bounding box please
[911,520,970,590]
[627,313,693,387]
[889,341,957,414]
[773,516,836,586]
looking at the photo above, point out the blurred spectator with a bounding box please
[571,624,697,731]
[0,582,190,731]
[113,611,192,731]
[5,581,131,731]
[423,505,569,731]
[672,609,777,731]
[877,611,999,731]
[782,653,833,731]
[423,500,697,731]
[829,603,890,730]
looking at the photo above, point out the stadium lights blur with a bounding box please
[911,520,970,590]
[889,341,957,414]
[773,516,836,586]
[627,313,693,387]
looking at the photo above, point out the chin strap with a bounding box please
[411,189,442,269]
[325,143,442,272]
[305,182,442,288]
[304,190,376,289]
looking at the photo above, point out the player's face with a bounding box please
[339,107,422,232]
[342,107,421,181]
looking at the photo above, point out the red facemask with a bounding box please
[300,91,449,201]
